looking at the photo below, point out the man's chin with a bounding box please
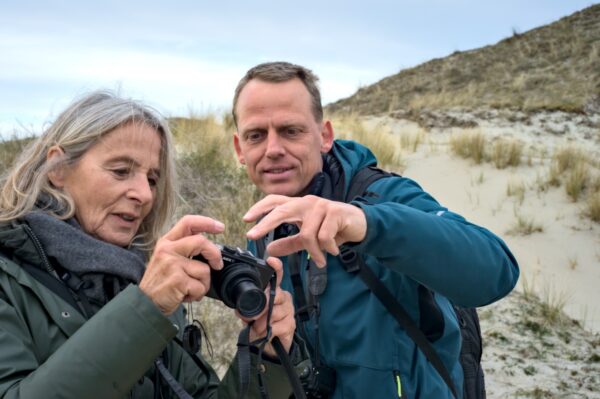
[261,183,302,197]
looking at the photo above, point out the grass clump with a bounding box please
[585,191,600,222]
[564,161,589,201]
[399,127,426,153]
[507,211,543,235]
[491,138,522,168]
[449,128,486,164]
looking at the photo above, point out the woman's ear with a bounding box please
[46,145,66,188]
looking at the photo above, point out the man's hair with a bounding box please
[0,90,178,255]
[232,61,323,126]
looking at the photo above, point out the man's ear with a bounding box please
[320,120,334,153]
[233,133,246,165]
[46,145,66,188]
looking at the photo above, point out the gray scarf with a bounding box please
[23,211,146,307]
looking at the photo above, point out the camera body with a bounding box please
[194,244,274,318]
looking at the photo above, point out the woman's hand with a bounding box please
[242,257,296,356]
[139,215,225,315]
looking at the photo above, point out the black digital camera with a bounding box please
[193,244,274,318]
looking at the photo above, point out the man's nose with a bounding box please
[265,131,285,158]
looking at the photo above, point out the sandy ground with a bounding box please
[365,114,600,333]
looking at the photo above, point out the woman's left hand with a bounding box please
[241,257,296,357]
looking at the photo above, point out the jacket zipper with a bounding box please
[394,370,406,399]
[22,224,57,275]
[21,223,90,316]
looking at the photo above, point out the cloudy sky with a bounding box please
[0,0,595,135]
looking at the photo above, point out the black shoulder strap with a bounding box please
[340,167,458,398]
[18,261,81,312]
[344,165,396,203]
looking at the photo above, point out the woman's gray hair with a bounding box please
[0,90,178,254]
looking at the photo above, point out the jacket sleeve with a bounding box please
[349,176,519,307]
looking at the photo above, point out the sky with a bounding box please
[0,0,597,135]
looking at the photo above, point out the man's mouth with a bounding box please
[264,166,293,174]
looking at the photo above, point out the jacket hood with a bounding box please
[329,139,378,194]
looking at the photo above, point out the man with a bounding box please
[231,61,519,398]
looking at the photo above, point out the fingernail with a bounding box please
[247,227,256,237]
[214,221,225,231]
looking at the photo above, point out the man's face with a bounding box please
[234,78,334,197]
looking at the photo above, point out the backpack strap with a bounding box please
[339,167,459,398]
[344,165,396,202]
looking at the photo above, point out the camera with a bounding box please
[193,244,274,318]
[296,359,336,398]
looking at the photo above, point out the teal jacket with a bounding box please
[251,140,519,399]
[0,221,292,398]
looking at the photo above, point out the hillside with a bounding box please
[327,4,600,116]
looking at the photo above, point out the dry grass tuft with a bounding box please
[564,160,589,202]
[585,190,600,222]
[329,114,404,170]
[449,128,486,164]
[491,138,523,168]
[507,210,544,236]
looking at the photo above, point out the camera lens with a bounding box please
[229,279,267,317]
[217,263,267,317]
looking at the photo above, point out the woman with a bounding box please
[0,91,296,398]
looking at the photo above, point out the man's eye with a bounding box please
[246,131,264,142]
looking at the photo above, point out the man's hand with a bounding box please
[242,257,295,356]
[243,195,367,267]
[139,215,225,315]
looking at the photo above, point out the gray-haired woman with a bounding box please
[0,91,295,398]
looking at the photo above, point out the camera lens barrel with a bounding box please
[218,262,266,317]
[229,279,267,317]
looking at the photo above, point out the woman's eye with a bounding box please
[148,176,158,187]
[112,168,130,177]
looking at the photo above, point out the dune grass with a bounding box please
[449,128,486,164]
[0,134,35,172]
[327,113,404,170]
[491,138,523,169]
[326,5,600,115]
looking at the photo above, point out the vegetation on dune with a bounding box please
[326,4,600,116]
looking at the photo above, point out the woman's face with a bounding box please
[51,122,162,247]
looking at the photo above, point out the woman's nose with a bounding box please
[127,173,154,205]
